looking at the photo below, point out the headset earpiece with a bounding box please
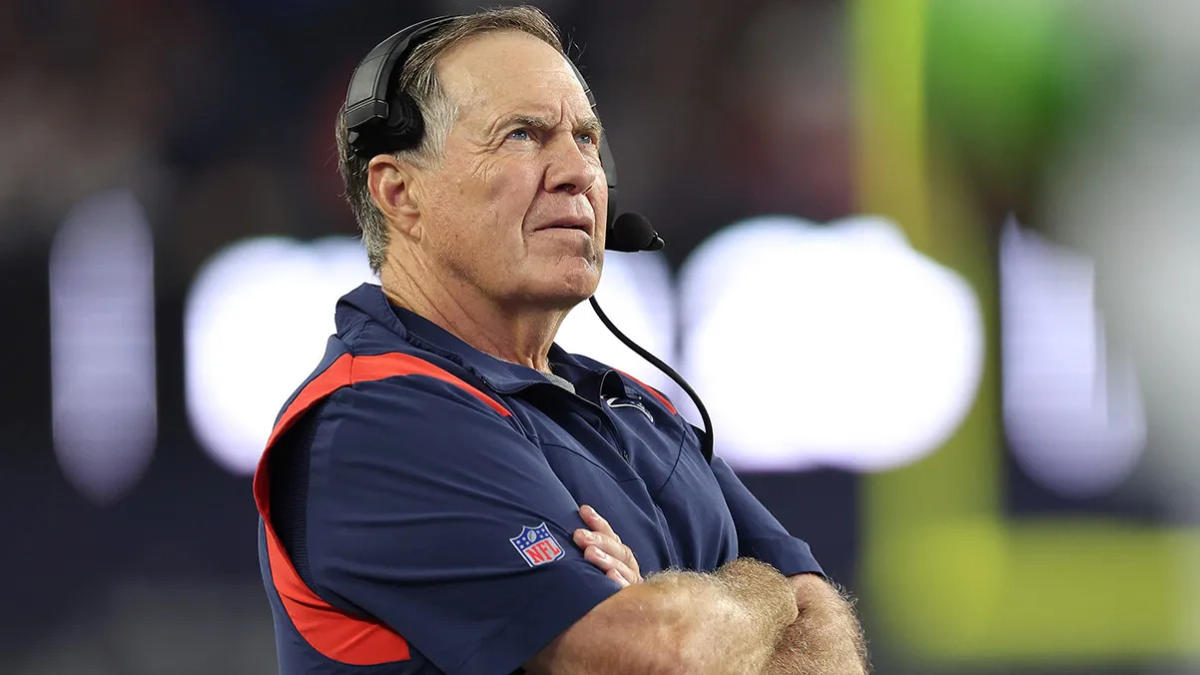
[343,16,454,159]
[385,93,423,142]
[347,93,424,158]
[343,15,624,235]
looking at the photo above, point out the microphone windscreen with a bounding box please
[608,212,665,252]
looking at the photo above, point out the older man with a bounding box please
[255,6,867,674]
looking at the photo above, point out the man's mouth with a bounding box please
[536,218,592,235]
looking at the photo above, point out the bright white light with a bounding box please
[50,190,157,504]
[678,215,984,472]
[185,237,374,475]
[556,251,677,398]
[1000,220,1146,497]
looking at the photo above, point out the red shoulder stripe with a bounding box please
[267,352,510,450]
[617,369,678,415]
[253,351,510,665]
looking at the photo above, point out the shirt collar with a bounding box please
[337,283,612,395]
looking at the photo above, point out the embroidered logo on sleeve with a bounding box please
[509,522,565,567]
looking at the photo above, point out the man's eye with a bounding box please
[576,132,597,145]
[507,128,531,141]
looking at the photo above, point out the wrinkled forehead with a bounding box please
[435,31,593,120]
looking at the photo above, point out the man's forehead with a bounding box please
[435,31,593,116]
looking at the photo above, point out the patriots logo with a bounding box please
[509,522,564,567]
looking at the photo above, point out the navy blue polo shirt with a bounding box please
[254,283,822,674]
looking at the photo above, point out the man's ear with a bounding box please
[367,154,422,236]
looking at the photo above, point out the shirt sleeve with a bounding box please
[301,375,620,675]
[709,457,825,578]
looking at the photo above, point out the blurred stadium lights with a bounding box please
[49,190,157,504]
[679,215,984,472]
[186,221,984,477]
[555,250,677,398]
[185,236,374,475]
[1000,219,1146,497]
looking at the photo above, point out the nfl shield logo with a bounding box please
[510,522,565,567]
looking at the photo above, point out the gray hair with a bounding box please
[335,6,565,272]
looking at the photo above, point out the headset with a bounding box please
[342,15,632,242]
[342,16,713,461]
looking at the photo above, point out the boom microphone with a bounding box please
[607,212,665,253]
[590,213,714,463]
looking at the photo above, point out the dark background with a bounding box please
[4,1,1198,673]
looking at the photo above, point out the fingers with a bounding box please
[574,505,643,586]
[578,506,635,572]
[576,538,640,587]
[579,504,640,575]
[580,504,619,542]
[572,528,640,580]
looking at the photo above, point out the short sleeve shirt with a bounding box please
[255,283,822,674]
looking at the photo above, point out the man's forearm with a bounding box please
[527,557,798,674]
[677,557,800,672]
[764,574,869,674]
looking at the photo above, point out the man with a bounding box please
[255,6,867,674]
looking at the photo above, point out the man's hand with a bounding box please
[765,574,869,674]
[572,504,642,587]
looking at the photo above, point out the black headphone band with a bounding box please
[341,15,618,229]
[343,16,455,156]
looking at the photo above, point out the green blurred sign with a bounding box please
[852,0,1200,666]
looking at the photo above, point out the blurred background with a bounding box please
[3,0,1199,672]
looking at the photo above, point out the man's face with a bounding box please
[411,31,608,310]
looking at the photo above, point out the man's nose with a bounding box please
[544,135,601,195]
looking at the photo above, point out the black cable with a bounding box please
[588,296,714,463]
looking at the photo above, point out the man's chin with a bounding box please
[511,269,600,310]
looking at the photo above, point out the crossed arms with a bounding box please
[286,379,868,673]
[525,506,869,674]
